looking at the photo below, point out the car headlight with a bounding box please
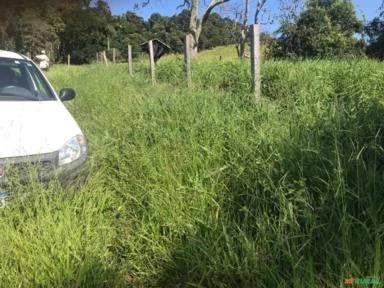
[58,135,87,166]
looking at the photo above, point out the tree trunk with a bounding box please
[250,24,261,101]
[240,0,249,59]
[188,0,230,59]
[189,30,200,59]
[239,29,247,59]
[189,0,200,59]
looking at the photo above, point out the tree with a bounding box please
[365,9,384,59]
[274,0,364,58]
[199,14,235,49]
[147,13,185,53]
[137,0,232,58]
[0,0,90,58]
[58,1,113,64]
[230,0,250,59]
[186,0,231,58]
[17,10,62,56]
[113,12,149,59]
[169,10,191,52]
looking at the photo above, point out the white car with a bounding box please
[0,50,88,207]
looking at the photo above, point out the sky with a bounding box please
[106,0,382,33]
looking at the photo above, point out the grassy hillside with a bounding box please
[0,54,384,287]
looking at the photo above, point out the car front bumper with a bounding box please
[0,150,88,186]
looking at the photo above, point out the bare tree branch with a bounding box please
[201,0,231,25]
[189,0,200,38]
[254,0,267,24]
[134,0,150,10]
[176,0,191,10]
[141,0,150,7]
[380,1,384,17]
[243,0,249,26]
[189,0,231,49]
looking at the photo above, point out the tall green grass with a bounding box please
[0,58,383,287]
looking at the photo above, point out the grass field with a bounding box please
[0,48,384,287]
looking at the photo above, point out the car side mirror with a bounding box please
[59,88,76,101]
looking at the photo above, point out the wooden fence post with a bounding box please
[128,45,133,76]
[148,40,156,85]
[102,51,108,66]
[184,34,192,88]
[96,52,99,63]
[67,54,71,66]
[112,48,116,63]
[26,52,31,59]
[250,24,261,101]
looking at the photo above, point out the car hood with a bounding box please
[0,101,83,158]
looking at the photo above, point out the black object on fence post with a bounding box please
[184,34,192,88]
[148,40,156,85]
[128,45,133,76]
[250,24,261,101]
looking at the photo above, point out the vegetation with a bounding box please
[273,0,365,58]
[366,12,384,60]
[0,0,238,64]
[1,0,384,63]
[0,46,383,286]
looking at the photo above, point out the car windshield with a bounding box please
[0,57,55,101]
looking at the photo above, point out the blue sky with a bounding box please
[106,0,382,33]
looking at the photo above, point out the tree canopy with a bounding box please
[365,11,384,60]
[273,0,364,58]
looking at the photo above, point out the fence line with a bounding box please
[96,33,257,91]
